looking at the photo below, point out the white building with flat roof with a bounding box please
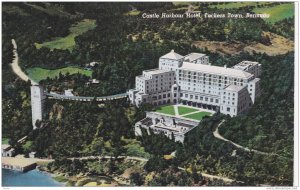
[129,50,262,117]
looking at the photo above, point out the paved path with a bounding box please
[178,167,242,183]
[213,120,274,156]
[69,155,239,183]
[13,154,238,183]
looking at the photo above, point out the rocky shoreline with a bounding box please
[37,165,123,187]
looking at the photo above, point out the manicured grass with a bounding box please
[183,111,211,121]
[155,105,175,115]
[2,138,10,144]
[209,2,272,9]
[177,106,198,115]
[35,19,96,51]
[26,67,92,82]
[253,3,294,23]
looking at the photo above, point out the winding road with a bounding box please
[10,39,36,84]
[213,120,276,156]
[16,154,239,184]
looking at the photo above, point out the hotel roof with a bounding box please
[161,50,184,60]
[232,61,260,71]
[180,62,253,78]
[224,84,246,92]
[184,53,206,62]
[143,69,171,75]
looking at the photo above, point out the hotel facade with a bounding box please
[128,50,261,117]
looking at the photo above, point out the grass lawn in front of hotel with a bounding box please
[177,106,199,115]
[183,111,212,121]
[155,105,175,116]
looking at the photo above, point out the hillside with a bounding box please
[192,31,293,56]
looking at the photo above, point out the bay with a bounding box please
[2,168,64,187]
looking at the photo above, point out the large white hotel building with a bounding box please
[129,50,261,117]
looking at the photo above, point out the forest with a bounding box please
[2,2,295,186]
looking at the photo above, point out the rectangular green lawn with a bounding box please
[26,67,92,82]
[209,2,272,9]
[253,3,294,23]
[178,106,199,115]
[155,105,175,115]
[183,112,211,121]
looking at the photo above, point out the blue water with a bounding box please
[2,169,64,187]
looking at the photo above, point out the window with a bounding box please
[205,97,208,101]
[195,96,198,99]
[190,95,193,99]
[180,93,183,97]
[200,97,203,100]
[210,98,213,102]
[227,107,230,112]
[168,93,170,97]
[163,94,166,98]
[185,94,188,98]
[174,93,177,97]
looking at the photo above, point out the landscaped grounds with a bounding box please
[154,105,176,115]
[26,66,92,82]
[154,104,213,121]
[183,111,212,121]
[35,19,97,51]
[177,106,198,115]
[253,3,294,23]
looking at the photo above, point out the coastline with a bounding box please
[2,168,64,187]
[37,165,120,187]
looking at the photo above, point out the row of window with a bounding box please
[146,86,172,93]
[222,100,235,106]
[180,93,219,104]
[178,80,245,87]
[179,75,246,82]
[178,71,249,82]
[181,86,221,95]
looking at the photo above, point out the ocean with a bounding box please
[2,168,64,187]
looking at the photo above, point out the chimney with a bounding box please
[224,65,227,69]
[171,49,174,53]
